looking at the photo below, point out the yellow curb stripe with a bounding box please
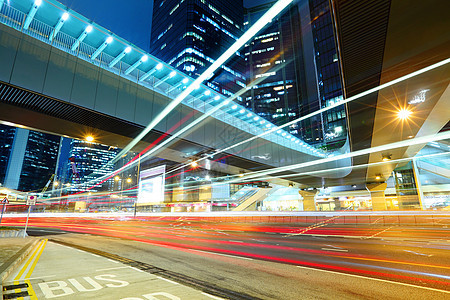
[25,279,38,300]
[14,240,44,281]
[25,239,48,279]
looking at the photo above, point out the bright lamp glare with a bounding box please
[35,0,42,6]
[124,46,132,53]
[85,25,93,33]
[182,78,188,84]
[204,90,211,96]
[106,36,113,44]
[397,108,412,120]
[214,96,220,100]
[85,136,94,142]
[191,161,198,168]
[62,12,69,21]
[156,63,163,70]
[169,71,176,77]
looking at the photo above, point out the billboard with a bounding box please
[137,165,166,205]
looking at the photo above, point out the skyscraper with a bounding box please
[0,124,15,185]
[243,2,305,139]
[2,126,60,192]
[150,0,246,97]
[66,140,120,193]
[308,0,347,150]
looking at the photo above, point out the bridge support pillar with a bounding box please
[299,190,318,211]
[366,183,387,211]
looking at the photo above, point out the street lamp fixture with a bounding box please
[114,176,120,181]
[375,174,382,180]
[53,181,59,186]
[85,135,94,142]
[382,154,391,161]
[191,161,198,168]
[127,178,132,183]
[397,108,412,120]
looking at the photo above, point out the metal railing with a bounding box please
[0,2,325,158]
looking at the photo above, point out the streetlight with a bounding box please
[127,178,132,183]
[191,161,198,168]
[381,154,392,161]
[397,108,412,120]
[114,176,120,181]
[85,135,94,142]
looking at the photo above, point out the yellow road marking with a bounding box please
[25,279,38,300]
[11,239,48,300]
[26,239,47,278]
[14,240,44,280]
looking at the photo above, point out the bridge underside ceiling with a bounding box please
[0,81,272,175]
[333,0,450,184]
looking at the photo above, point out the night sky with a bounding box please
[57,0,273,51]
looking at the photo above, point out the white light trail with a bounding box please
[111,0,294,163]
[222,131,450,185]
[164,58,450,176]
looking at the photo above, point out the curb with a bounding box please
[0,238,39,297]
[0,230,28,238]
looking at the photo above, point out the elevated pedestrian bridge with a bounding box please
[0,0,346,178]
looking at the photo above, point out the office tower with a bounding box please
[0,125,15,185]
[308,0,347,150]
[66,139,120,193]
[2,127,60,192]
[243,2,305,139]
[150,0,246,98]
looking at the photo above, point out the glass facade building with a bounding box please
[308,0,347,150]
[243,2,305,139]
[1,125,60,192]
[0,125,15,185]
[66,140,120,193]
[17,131,60,192]
[150,0,246,97]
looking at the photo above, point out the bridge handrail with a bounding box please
[0,2,324,158]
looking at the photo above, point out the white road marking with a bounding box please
[95,266,130,272]
[321,248,349,252]
[296,265,450,294]
[201,292,225,299]
[129,267,144,273]
[403,250,433,257]
[324,244,345,249]
[157,277,179,285]
[228,240,244,243]
[107,259,119,264]
[90,254,101,258]
[190,249,253,260]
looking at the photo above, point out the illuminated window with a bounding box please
[255,72,276,78]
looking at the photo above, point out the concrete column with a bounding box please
[412,159,424,210]
[299,190,318,211]
[366,183,388,211]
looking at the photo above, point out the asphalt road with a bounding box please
[6,217,450,299]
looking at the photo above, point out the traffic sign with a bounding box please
[1,197,8,204]
[27,195,36,205]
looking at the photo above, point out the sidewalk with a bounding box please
[0,235,38,297]
[2,239,222,299]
